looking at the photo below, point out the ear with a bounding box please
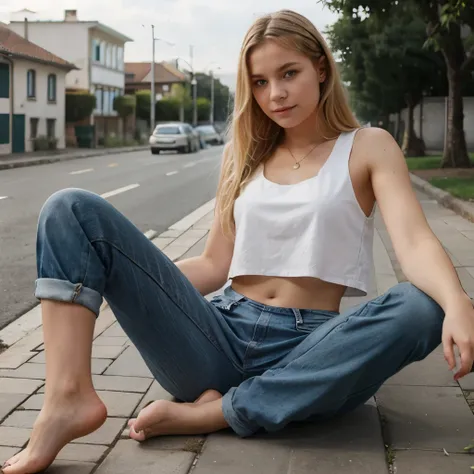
[317,56,327,83]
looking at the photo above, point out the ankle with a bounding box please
[44,379,95,402]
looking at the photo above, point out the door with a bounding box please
[12,114,25,153]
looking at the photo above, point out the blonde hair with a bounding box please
[217,9,360,237]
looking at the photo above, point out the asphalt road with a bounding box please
[0,145,224,330]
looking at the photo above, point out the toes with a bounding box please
[128,427,146,442]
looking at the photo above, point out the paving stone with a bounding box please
[0,378,43,394]
[158,229,184,239]
[172,229,208,248]
[100,322,127,338]
[133,380,173,416]
[104,346,153,378]
[94,440,195,474]
[0,446,19,463]
[30,345,125,363]
[44,460,96,474]
[194,402,387,474]
[162,244,189,261]
[92,375,152,393]
[385,346,458,387]
[57,443,108,463]
[8,329,44,352]
[0,393,29,420]
[72,418,127,446]
[393,449,474,473]
[151,237,174,250]
[458,373,474,391]
[93,336,129,347]
[2,410,38,429]
[93,308,117,339]
[376,385,474,453]
[0,351,36,369]
[0,426,30,447]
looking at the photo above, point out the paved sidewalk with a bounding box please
[0,146,148,171]
[0,190,473,473]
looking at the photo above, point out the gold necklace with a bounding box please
[286,142,320,170]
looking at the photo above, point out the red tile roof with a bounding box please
[0,23,76,70]
[125,62,186,84]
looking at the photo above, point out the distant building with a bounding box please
[0,22,76,154]
[8,10,133,140]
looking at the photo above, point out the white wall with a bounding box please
[8,22,89,90]
[91,66,124,88]
[13,59,67,151]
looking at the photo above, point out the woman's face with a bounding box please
[248,39,326,129]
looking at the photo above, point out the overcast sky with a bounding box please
[1,0,339,90]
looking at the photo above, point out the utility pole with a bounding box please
[210,69,214,125]
[150,24,155,134]
[190,45,197,127]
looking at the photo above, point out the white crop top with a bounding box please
[227,129,375,296]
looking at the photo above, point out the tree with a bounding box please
[113,95,136,139]
[65,91,96,123]
[196,97,211,122]
[327,3,447,155]
[135,90,151,124]
[194,73,231,122]
[171,84,191,122]
[322,0,474,167]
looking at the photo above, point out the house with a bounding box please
[125,62,187,99]
[0,22,76,154]
[8,10,133,141]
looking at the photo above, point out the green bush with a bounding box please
[66,91,96,123]
[136,90,151,122]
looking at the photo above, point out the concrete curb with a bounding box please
[0,198,215,348]
[0,146,149,171]
[410,172,474,224]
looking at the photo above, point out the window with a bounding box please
[155,125,181,135]
[47,74,57,102]
[27,69,36,98]
[117,47,124,71]
[112,45,117,69]
[92,39,101,62]
[94,87,103,114]
[30,118,39,139]
[106,45,112,67]
[0,63,9,98]
[103,89,110,115]
[100,42,106,65]
[46,119,56,139]
[162,84,169,92]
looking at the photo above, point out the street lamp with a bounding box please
[144,24,174,134]
[207,62,221,125]
[176,54,198,127]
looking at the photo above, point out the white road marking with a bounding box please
[70,168,94,175]
[166,171,178,176]
[100,184,140,199]
[108,163,118,168]
[183,162,196,168]
[0,196,8,200]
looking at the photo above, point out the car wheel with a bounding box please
[151,149,160,155]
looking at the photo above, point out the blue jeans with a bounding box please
[35,188,445,437]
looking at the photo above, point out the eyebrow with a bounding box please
[251,61,300,79]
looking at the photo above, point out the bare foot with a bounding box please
[128,389,224,441]
[2,390,107,474]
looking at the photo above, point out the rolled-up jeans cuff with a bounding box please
[222,388,258,438]
[35,278,103,317]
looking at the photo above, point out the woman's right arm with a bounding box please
[175,208,235,295]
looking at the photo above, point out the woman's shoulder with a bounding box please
[353,127,398,151]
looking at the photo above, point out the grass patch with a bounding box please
[429,177,474,200]
[406,153,474,170]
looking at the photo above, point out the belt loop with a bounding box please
[293,308,303,325]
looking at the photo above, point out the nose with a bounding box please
[269,81,287,103]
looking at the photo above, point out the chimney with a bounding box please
[64,10,78,22]
[23,17,28,40]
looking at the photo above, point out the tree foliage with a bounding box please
[65,91,96,123]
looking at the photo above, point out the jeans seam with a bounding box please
[90,237,244,375]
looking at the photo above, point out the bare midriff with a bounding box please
[231,275,347,312]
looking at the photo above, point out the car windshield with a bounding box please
[156,126,180,135]
[196,126,215,134]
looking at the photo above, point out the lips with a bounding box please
[273,105,296,114]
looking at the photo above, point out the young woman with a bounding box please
[3,9,474,474]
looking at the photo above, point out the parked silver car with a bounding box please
[194,124,224,146]
[149,123,200,154]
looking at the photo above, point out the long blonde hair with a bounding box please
[217,9,360,237]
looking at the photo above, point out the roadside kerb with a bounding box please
[410,172,474,224]
[0,146,149,171]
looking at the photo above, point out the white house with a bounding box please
[0,22,76,154]
[9,9,133,140]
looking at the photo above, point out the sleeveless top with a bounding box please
[227,129,376,296]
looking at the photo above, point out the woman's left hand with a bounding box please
[442,300,474,380]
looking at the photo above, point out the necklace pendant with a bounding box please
[293,163,300,170]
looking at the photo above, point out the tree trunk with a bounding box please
[402,100,425,157]
[441,64,471,168]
